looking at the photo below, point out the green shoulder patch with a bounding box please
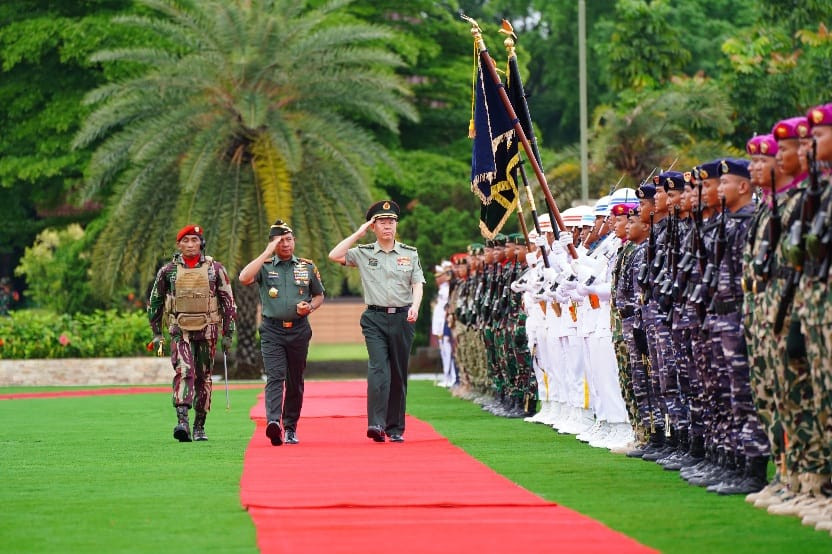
[398,243,417,251]
[358,244,374,249]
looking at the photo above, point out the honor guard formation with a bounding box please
[434,103,832,532]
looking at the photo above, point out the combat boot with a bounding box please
[642,430,671,462]
[687,448,727,487]
[173,405,191,442]
[680,444,714,482]
[639,431,666,461]
[658,428,688,469]
[715,456,768,495]
[193,411,208,441]
[708,453,746,493]
[668,433,704,471]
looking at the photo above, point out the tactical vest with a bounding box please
[168,259,221,331]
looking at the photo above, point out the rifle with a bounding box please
[637,212,656,293]
[662,206,681,324]
[752,168,781,280]
[776,140,823,332]
[705,196,728,311]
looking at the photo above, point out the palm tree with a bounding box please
[74,0,417,375]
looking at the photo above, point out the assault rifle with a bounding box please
[637,212,656,293]
[705,197,728,311]
[752,168,780,280]
[775,140,822,333]
[662,205,681,324]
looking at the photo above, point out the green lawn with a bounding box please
[1,381,830,553]
[307,342,367,361]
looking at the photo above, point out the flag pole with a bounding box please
[465,15,577,258]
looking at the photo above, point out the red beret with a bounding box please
[808,103,832,128]
[176,224,203,242]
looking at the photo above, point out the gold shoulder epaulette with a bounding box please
[205,255,214,263]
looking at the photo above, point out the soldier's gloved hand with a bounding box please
[533,235,548,249]
[221,334,233,354]
[557,232,574,249]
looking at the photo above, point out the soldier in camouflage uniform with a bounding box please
[785,104,832,524]
[609,200,643,446]
[705,159,771,495]
[505,233,536,417]
[619,204,655,453]
[631,182,668,458]
[148,224,237,442]
[742,134,789,505]
[754,116,819,513]
[682,160,731,487]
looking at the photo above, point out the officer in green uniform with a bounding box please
[239,220,325,446]
[328,200,425,443]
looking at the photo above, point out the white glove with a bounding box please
[534,235,548,248]
[557,232,574,249]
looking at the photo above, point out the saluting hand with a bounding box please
[264,236,282,255]
[355,219,374,239]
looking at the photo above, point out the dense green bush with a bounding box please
[0,309,149,359]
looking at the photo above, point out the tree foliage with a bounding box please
[74,0,418,298]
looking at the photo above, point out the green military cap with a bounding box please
[493,233,507,246]
[468,242,484,255]
[269,219,294,239]
[508,232,525,245]
[484,239,495,248]
[365,200,400,221]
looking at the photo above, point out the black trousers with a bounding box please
[360,310,415,435]
[260,317,312,431]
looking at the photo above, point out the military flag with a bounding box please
[470,53,519,239]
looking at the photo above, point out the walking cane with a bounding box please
[223,351,230,410]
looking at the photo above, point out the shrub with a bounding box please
[0,309,149,359]
[14,225,103,314]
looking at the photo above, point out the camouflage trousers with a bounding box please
[761,317,826,475]
[614,334,644,439]
[466,327,488,394]
[511,316,536,402]
[170,335,215,412]
[670,325,693,430]
[703,314,734,454]
[712,312,770,459]
[624,317,657,440]
[643,308,667,426]
[796,279,832,474]
[686,325,708,441]
[745,308,785,464]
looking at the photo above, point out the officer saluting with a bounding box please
[329,200,425,443]
[239,220,325,446]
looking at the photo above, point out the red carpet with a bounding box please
[240,380,655,554]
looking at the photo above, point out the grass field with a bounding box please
[307,342,367,361]
[2,381,830,553]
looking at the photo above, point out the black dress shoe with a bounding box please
[388,434,404,443]
[284,430,299,444]
[266,421,283,446]
[366,425,385,442]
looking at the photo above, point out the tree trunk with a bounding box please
[232,281,263,379]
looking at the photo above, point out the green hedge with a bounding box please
[0,309,149,359]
